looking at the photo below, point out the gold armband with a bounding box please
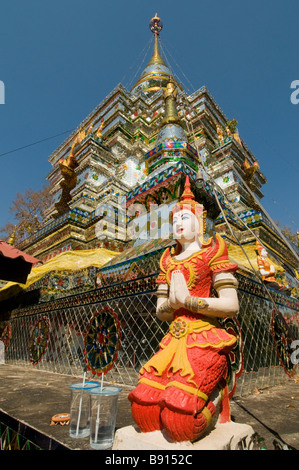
[213,277,239,291]
[156,284,169,297]
[157,299,175,315]
[185,296,208,313]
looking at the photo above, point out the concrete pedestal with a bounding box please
[112,421,255,450]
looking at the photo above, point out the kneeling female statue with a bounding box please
[128,176,239,442]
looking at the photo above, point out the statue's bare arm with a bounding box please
[156,271,239,321]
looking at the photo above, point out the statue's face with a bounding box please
[261,248,268,257]
[173,209,199,243]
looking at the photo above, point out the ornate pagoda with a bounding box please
[0,14,298,396]
[12,15,297,281]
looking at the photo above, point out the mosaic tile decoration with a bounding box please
[0,421,41,450]
[0,410,69,450]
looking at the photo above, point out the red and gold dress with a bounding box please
[257,255,290,294]
[128,233,238,442]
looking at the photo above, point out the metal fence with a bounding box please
[2,272,299,397]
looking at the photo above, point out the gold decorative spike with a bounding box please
[8,226,17,245]
[96,121,104,139]
[147,13,166,66]
[77,127,86,143]
[227,119,242,145]
[216,124,224,143]
[226,125,232,136]
[161,79,180,126]
[244,158,258,184]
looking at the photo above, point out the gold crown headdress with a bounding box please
[256,240,264,253]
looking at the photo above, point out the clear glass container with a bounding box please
[88,386,122,449]
[69,381,99,438]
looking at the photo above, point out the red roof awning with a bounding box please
[0,241,41,284]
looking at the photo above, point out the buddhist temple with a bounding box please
[0,13,298,399]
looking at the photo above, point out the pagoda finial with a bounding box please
[149,13,163,35]
[131,14,182,95]
[147,14,166,67]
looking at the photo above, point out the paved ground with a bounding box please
[0,363,298,451]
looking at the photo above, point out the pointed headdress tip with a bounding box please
[256,240,264,252]
[180,175,195,204]
[172,175,204,218]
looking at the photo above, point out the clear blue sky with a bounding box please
[0,0,298,236]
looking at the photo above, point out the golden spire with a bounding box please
[131,14,182,95]
[147,13,167,67]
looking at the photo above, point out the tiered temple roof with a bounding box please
[2,13,298,302]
